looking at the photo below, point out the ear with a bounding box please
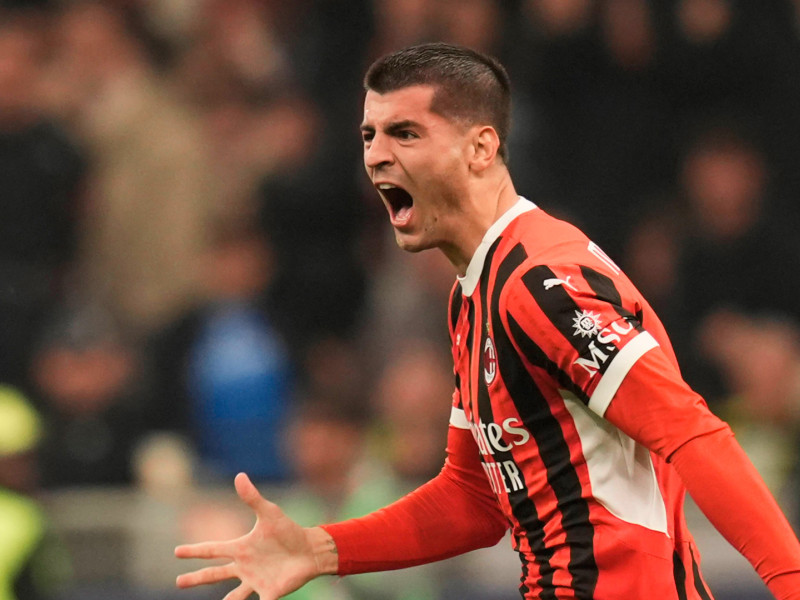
[469,126,501,172]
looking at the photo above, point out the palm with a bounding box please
[175,473,319,600]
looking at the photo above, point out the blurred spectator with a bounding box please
[170,0,291,107]
[258,169,368,361]
[166,0,356,350]
[167,0,309,220]
[675,122,800,401]
[367,0,430,60]
[432,0,502,53]
[698,311,800,504]
[623,120,800,405]
[655,0,790,121]
[0,9,85,390]
[511,0,675,253]
[41,1,220,338]
[278,392,440,600]
[273,0,372,133]
[30,302,146,488]
[358,242,454,376]
[255,0,373,357]
[147,221,294,483]
[0,385,71,600]
[371,340,453,486]
[200,92,319,222]
[621,200,685,324]
[760,0,800,219]
[299,335,366,405]
[600,0,655,72]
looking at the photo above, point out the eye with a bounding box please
[397,130,417,140]
[362,131,374,144]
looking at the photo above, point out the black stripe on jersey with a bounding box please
[522,265,593,355]
[690,545,712,600]
[508,315,590,405]
[579,266,621,307]
[579,266,640,324]
[492,244,598,599]
[492,253,588,403]
[489,245,555,599]
[521,265,628,381]
[449,282,463,335]
[482,242,555,599]
[450,282,465,404]
[465,296,475,419]
[672,550,689,600]
[517,552,532,599]
[453,371,463,410]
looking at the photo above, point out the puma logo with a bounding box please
[543,276,578,292]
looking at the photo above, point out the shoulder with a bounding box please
[490,229,624,303]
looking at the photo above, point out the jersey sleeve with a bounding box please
[504,262,657,417]
[669,428,800,600]
[320,398,508,575]
[602,336,727,458]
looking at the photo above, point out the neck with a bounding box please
[441,170,519,276]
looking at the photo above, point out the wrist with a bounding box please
[306,527,339,576]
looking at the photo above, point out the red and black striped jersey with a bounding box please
[447,197,720,599]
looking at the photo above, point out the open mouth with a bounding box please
[377,183,414,222]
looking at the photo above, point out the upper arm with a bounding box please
[503,262,657,415]
[603,343,728,460]
[502,261,726,459]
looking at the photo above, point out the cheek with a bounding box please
[439,156,471,201]
[429,143,468,178]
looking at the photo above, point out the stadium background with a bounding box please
[0,0,799,599]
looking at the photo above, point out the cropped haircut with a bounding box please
[364,43,512,162]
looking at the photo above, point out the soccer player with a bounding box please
[175,43,800,600]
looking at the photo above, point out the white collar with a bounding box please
[457,196,536,296]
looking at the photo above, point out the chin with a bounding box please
[394,231,432,253]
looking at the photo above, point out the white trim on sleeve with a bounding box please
[588,331,659,416]
[449,406,470,429]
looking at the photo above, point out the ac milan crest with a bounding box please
[484,336,497,385]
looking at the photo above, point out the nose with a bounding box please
[364,132,393,170]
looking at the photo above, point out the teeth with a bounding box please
[378,183,397,190]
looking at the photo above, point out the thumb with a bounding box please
[234,472,282,519]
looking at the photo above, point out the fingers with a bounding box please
[223,582,255,600]
[175,540,233,560]
[175,562,237,588]
[234,472,282,519]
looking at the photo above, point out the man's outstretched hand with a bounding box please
[175,472,339,600]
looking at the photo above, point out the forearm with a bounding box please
[320,426,508,575]
[670,428,800,600]
[321,465,507,575]
[603,347,800,598]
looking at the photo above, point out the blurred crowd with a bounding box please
[1,0,799,599]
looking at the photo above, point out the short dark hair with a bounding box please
[364,43,512,162]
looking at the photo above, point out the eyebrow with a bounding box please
[360,119,423,135]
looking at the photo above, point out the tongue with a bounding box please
[395,205,412,223]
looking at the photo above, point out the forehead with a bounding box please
[362,85,439,126]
